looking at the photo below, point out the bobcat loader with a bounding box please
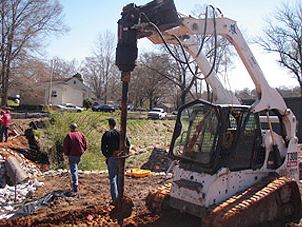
[116,1,302,226]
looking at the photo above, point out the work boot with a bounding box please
[73,184,78,193]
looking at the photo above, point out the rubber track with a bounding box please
[146,176,301,227]
[202,175,302,227]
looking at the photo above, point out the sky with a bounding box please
[46,0,299,91]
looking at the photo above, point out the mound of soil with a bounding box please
[141,148,174,172]
[0,172,200,226]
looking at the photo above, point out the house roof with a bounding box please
[44,73,91,94]
[44,73,82,83]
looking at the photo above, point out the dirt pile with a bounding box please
[0,144,42,178]
[0,138,44,217]
[0,172,201,226]
[141,148,174,172]
[0,136,195,226]
[0,152,302,226]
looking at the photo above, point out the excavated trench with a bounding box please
[4,118,51,167]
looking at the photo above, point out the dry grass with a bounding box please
[45,110,175,170]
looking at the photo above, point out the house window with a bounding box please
[51,90,57,97]
[74,81,76,84]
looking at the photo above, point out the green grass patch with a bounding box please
[44,110,175,171]
[33,129,44,139]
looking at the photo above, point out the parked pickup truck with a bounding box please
[147,108,167,119]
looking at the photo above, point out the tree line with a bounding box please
[0,0,301,110]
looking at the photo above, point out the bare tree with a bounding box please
[81,31,116,103]
[0,0,67,106]
[15,58,50,81]
[81,56,103,100]
[10,58,51,104]
[168,46,196,107]
[257,2,302,96]
[10,58,48,93]
[235,88,255,101]
[192,4,235,75]
[141,46,197,108]
[144,5,235,108]
[276,86,301,97]
[129,65,147,108]
[51,57,79,79]
[106,65,121,103]
[133,52,174,109]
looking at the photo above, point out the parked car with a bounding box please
[55,103,84,112]
[127,104,134,111]
[92,104,116,112]
[113,104,120,110]
[171,110,178,115]
[148,107,167,119]
[91,102,100,108]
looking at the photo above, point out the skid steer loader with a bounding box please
[116,0,302,226]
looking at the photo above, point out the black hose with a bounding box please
[139,6,219,81]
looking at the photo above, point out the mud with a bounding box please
[0,125,301,226]
[0,172,201,226]
[3,170,299,226]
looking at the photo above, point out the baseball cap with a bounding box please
[69,123,78,129]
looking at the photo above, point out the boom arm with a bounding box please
[148,33,240,105]
[148,17,286,112]
[116,0,297,143]
[183,37,240,105]
[144,15,297,140]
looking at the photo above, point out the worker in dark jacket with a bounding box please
[63,123,87,192]
[101,118,130,202]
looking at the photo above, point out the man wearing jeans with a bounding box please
[101,118,130,202]
[63,123,87,192]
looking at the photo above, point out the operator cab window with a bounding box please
[228,111,259,171]
[172,102,218,165]
[259,110,284,139]
[221,113,238,151]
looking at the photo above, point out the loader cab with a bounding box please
[169,100,264,174]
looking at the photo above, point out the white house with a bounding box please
[44,73,90,107]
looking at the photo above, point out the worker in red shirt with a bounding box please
[63,123,88,192]
[0,109,11,142]
[0,110,4,128]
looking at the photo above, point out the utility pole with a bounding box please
[48,59,54,105]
